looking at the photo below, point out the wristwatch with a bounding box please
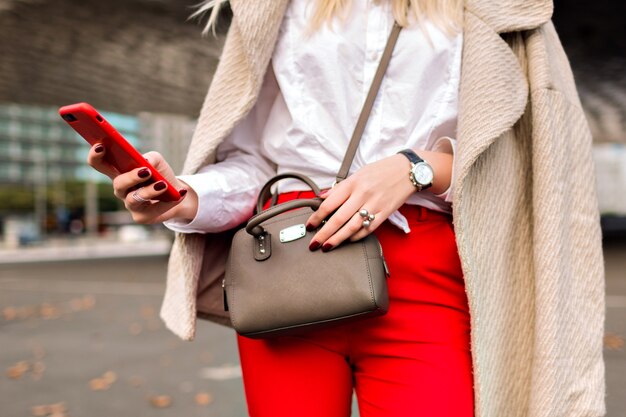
[397,149,433,191]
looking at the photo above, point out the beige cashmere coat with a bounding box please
[160,0,606,415]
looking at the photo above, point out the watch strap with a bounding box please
[397,149,424,165]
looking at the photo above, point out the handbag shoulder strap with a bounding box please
[335,21,402,184]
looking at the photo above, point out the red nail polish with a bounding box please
[153,181,166,191]
[179,189,187,197]
[138,168,150,178]
[94,144,104,153]
[309,241,321,251]
[321,243,333,252]
[306,223,316,232]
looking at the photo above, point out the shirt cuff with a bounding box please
[162,172,257,234]
[431,136,456,203]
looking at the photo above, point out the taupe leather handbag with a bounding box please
[223,23,402,339]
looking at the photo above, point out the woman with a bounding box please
[88,0,606,416]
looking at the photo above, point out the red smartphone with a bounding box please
[59,102,181,202]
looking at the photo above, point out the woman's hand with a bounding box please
[87,144,198,225]
[305,150,452,251]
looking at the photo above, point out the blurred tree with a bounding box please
[0,182,122,215]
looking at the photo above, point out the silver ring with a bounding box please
[359,209,375,227]
[131,190,150,204]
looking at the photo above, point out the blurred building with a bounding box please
[0,0,225,116]
[0,103,195,186]
[0,104,141,185]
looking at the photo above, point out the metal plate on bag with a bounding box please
[279,224,306,243]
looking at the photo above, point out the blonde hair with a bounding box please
[193,0,463,36]
[310,0,462,33]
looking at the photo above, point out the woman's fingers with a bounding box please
[309,194,362,248]
[125,190,186,225]
[124,181,190,225]
[143,151,179,185]
[305,177,387,250]
[112,167,153,200]
[85,146,191,224]
[124,180,168,210]
[349,210,383,242]
[305,153,420,250]
[321,209,384,251]
[306,182,351,229]
[86,144,120,179]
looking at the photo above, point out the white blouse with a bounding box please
[165,0,463,234]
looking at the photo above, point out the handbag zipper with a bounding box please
[222,278,229,311]
[377,241,390,277]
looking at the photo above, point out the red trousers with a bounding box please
[237,191,474,417]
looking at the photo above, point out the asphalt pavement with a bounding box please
[0,257,248,417]
[0,240,625,417]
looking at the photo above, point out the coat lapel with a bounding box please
[229,0,291,75]
[466,0,553,33]
[455,0,552,185]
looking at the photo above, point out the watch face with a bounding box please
[412,162,434,185]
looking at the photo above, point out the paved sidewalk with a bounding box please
[0,257,248,417]
[0,236,172,264]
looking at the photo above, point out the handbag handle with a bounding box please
[335,22,402,184]
[247,198,322,237]
[256,172,322,213]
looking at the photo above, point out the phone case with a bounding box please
[59,102,181,202]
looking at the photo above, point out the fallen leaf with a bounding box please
[102,371,117,384]
[195,392,213,406]
[82,295,96,309]
[2,306,17,320]
[48,402,67,413]
[40,303,61,319]
[140,305,156,319]
[17,306,38,320]
[30,402,66,416]
[68,297,83,311]
[6,361,30,379]
[30,404,49,416]
[604,333,624,350]
[149,395,172,408]
[89,377,110,391]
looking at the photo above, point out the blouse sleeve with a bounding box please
[163,68,280,234]
[431,136,456,203]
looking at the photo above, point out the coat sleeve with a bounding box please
[525,22,606,416]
